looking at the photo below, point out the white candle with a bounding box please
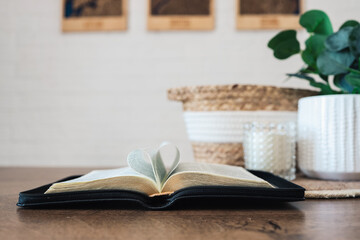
[243,122,296,180]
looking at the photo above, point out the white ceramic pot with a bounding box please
[298,94,360,180]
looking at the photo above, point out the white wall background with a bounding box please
[1,0,359,166]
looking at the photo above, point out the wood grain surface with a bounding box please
[1,167,360,240]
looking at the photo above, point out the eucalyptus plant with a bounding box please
[268,10,360,94]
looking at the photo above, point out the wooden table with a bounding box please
[1,167,359,240]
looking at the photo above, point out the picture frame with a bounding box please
[236,0,304,30]
[147,0,214,31]
[62,0,127,32]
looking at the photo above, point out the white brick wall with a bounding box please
[1,0,359,166]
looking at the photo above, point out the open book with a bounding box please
[45,143,274,196]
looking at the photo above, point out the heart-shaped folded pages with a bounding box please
[127,142,180,188]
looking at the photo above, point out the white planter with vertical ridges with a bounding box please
[298,95,360,180]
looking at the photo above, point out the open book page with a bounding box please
[127,149,157,183]
[45,167,159,195]
[161,162,274,193]
[156,142,180,185]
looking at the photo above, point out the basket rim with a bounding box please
[167,84,318,102]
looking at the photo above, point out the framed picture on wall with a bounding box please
[147,0,214,31]
[62,0,127,32]
[236,0,304,30]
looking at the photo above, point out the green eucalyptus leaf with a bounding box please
[273,39,301,59]
[345,72,360,88]
[300,10,333,35]
[334,74,353,93]
[317,50,355,75]
[268,30,300,59]
[340,20,360,29]
[287,73,337,94]
[301,34,327,68]
[268,30,297,49]
[349,26,360,57]
[325,27,353,52]
[301,49,316,68]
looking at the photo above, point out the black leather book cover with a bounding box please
[17,170,305,210]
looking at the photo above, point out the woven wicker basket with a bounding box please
[168,84,317,166]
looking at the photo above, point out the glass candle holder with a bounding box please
[243,122,296,180]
